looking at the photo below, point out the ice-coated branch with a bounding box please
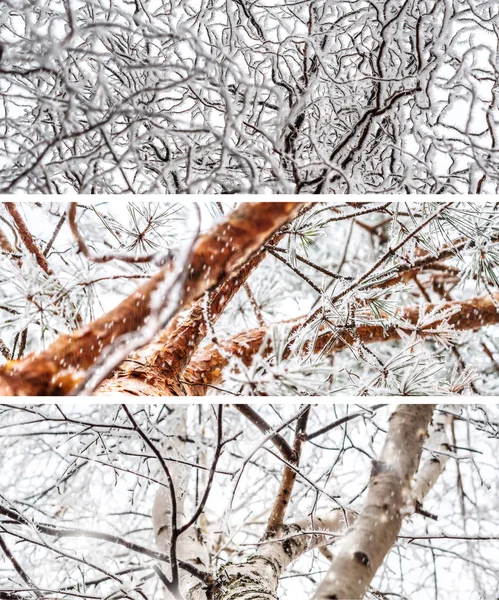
[68,203,159,264]
[233,404,295,462]
[0,534,41,598]
[184,292,499,393]
[3,203,83,331]
[4,203,53,275]
[0,503,208,582]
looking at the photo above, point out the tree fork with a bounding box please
[0,202,306,395]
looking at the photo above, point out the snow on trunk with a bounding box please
[214,513,352,600]
[152,410,210,600]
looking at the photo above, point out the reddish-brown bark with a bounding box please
[4,203,53,275]
[147,206,310,379]
[96,214,305,396]
[0,202,306,395]
[266,407,310,534]
[0,227,15,253]
[183,293,499,393]
[150,244,274,380]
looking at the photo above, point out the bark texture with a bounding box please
[184,293,499,392]
[412,410,453,506]
[266,407,310,534]
[312,405,435,600]
[152,413,211,600]
[214,513,351,600]
[98,221,294,396]
[0,202,306,395]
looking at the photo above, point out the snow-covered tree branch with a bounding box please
[1,1,498,193]
[0,200,499,396]
[1,403,498,599]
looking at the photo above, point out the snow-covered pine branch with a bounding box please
[1,201,499,396]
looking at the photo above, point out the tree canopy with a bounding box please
[0,0,498,193]
[1,403,498,599]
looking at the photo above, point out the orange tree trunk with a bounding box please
[0,203,306,395]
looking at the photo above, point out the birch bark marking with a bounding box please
[215,513,352,600]
[412,410,453,508]
[152,410,211,600]
[313,404,435,600]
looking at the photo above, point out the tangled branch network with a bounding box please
[1,404,499,599]
[0,0,498,193]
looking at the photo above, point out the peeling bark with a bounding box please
[312,405,435,600]
[97,212,306,397]
[0,202,306,396]
[113,207,311,397]
[150,242,275,381]
[184,293,499,392]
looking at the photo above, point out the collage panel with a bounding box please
[1,1,499,598]
[0,1,498,194]
[0,200,498,397]
[0,403,498,599]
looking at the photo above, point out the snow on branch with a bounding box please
[185,293,499,393]
[0,202,306,395]
[313,405,436,599]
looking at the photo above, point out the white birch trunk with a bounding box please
[152,406,451,600]
[313,404,436,600]
[214,512,353,600]
[412,409,453,506]
[152,411,210,600]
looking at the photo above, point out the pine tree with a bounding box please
[0,201,498,396]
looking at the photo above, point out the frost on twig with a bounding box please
[1,201,499,397]
[0,202,305,395]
